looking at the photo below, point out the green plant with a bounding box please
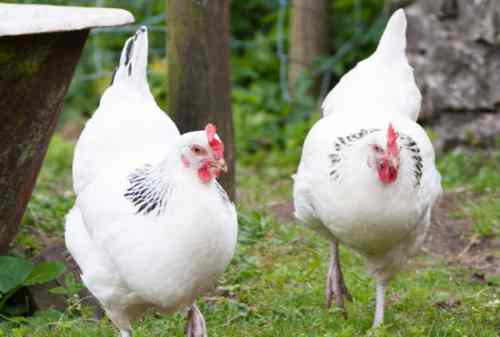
[0,256,65,314]
[49,273,85,315]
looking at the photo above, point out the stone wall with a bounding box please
[404,0,500,150]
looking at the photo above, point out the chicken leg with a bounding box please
[186,303,208,337]
[372,279,385,328]
[119,329,132,337]
[326,239,352,318]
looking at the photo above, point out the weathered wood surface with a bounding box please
[0,5,134,254]
[0,31,88,253]
[289,0,330,96]
[167,0,236,200]
[0,4,133,37]
[29,243,104,317]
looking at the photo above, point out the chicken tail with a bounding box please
[375,9,407,63]
[111,26,149,90]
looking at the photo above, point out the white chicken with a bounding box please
[65,27,238,337]
[293,9,442,327]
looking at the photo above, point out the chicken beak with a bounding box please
[390,156,400,170]
[211,158,228,173]
[218,158,228,172]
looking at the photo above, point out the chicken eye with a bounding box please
[373,145,384,153]
[190,145,206,155]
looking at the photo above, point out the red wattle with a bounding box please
[377,160,398,184]
[197,162,212,183]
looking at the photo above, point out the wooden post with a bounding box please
[166,0,235,200]
[289,0,330,97]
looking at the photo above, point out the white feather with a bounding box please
[72,27,179,195]
[294,9,442,284]
[321,9,421,122]
[294,114,441,281]
[65,27,237,334]
[76,156,237,312]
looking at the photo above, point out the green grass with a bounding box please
[454,196,500,238]
[437,149,500,193]
[1,136,499,337]
[438,149,500,238]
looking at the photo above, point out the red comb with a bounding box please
[387,123,399,156]
[205,123,224,160]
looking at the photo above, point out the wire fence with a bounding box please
[63,0,385,106]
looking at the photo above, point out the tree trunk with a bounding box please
[166,0,235,200]
[289,0,330,96]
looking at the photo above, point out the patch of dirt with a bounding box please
[267,201,295,222]
[426,191,500,275]
[267,191,500,275]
